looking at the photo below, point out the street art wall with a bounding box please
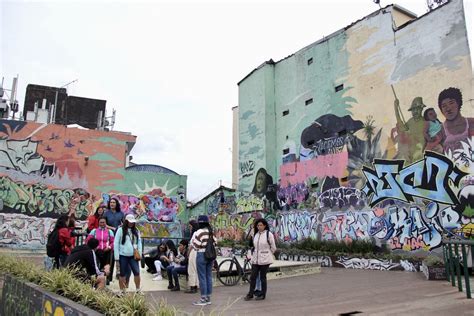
[0,119,187,248]
[231,0,473,253]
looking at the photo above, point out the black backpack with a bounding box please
[204,229,217,262]
[46,228,61,258]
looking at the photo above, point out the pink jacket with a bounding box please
[251,230,277,265]
[86,228,114,251]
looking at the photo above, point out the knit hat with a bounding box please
[197,215,209,223]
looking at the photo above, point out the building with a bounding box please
[0,119,188,249]
[23,84,106,129]
[231,0,473,251]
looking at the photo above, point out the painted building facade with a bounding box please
[231,0,474,253]
[0,119,187,248]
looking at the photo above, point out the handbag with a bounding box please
[204,229,217,261]
[132,233,141,261]
[133,248,141,261]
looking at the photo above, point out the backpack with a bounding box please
[204,229,217,261]
[46,228,61,258]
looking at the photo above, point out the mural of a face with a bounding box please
[255,171,266,193]
[440,98,460,121]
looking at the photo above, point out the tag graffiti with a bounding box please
[240,160,256,178]
[362,152,467,207]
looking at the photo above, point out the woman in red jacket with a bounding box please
[87,205,105,233]
[57,215,74,266]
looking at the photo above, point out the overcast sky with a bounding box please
[1,0,472,202]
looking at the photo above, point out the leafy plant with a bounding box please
[423,255,444,267]
[0,254,178,315]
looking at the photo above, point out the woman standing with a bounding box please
[185,219,199,294]
[244,218,276,301]
[192,215,215,306]
[87,205,105,233]
[86,217,114,271]
[114,214,142,293]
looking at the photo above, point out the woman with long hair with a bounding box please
[185,219,200,293]
[104,197,124,233]
[87,205,105,233]
[114,214,142,293]
[53,214,70,268]
[192,215,216,306]
[244,218,276,301]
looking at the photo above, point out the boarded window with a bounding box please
[283,110,289,116]
[307,58,313,65]
[305,98,313,106]
[335,84,344,92]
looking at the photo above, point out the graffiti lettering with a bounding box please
[362,152,467,207]
[240,160,256,178]
[278,252,332,267]
[318,187,366,209]
[278,211,319,242]
[0,138,44,174]
[236,195,264,213]
[336,257,400,270]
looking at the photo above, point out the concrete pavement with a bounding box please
[146,268,474,316]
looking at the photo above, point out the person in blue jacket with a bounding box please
[114,214,142,293]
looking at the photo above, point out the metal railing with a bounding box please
[442,238,474,299]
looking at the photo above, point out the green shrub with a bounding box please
[0,254,176,315]
[423,255,444,267]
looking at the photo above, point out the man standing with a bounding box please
[393,96,426,163]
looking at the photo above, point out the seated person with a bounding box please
[166,239,189,291]
[64,238,107,289]
[145,242,168,278]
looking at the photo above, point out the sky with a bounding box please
[1,0,473,202]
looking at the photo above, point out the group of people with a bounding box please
[50,199,279,304]
[50,198,144,293]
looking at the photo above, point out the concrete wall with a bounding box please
[232,0,474,253]
[0,120,187,248]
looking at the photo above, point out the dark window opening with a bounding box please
[283,148,289,155]
[335,84,344,92]
[305,98,313,106]
[282,110,289,116]
[307,58,313,65]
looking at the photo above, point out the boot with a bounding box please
[185,286,198,294]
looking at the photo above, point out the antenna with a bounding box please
[373,0,381,9]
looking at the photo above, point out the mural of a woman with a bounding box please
[252,168,271,197]
[252,168,280,211]
[438,87,474,153]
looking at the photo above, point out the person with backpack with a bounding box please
[86,217,114,271]
[191,215,216,306]
[244,218,276,301]
[47,214,68,269]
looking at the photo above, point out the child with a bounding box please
[423,108,444,153]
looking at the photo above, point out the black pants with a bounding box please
[96,249,111,270]
[248,264,269,297]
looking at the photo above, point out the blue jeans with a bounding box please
[119,255,140,277]
[166,265,187,288]
[196,252,213,297]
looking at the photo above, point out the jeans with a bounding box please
[166,265,187,288]
[196,252,213,297]
[119,255,140,277]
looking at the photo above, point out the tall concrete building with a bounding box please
[236,0,472,194]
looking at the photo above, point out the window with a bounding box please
[307,58,313,65]
[335,84,344,92]
[283,148,289,155]
[282,110,289,116]
[305,98,313,106]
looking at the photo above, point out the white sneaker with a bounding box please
[152,275,163,281]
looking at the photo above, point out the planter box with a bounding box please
[421,263,446,280]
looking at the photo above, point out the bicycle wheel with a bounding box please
[217,259,242,286]
[241,259,252,283]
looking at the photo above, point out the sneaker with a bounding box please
[170,286,180,292]
[193,298,209,306]
[255,295,265,300]
[244,294,253,301]
[167,284,174,289]
[136,289,143,294]
[205,297,212,305]
[152,275,163,281]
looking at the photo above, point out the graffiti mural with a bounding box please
[362,152,467,207]
[336,257,400,270]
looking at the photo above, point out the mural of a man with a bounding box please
[393,97,426,162]
[437,87,474,153]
